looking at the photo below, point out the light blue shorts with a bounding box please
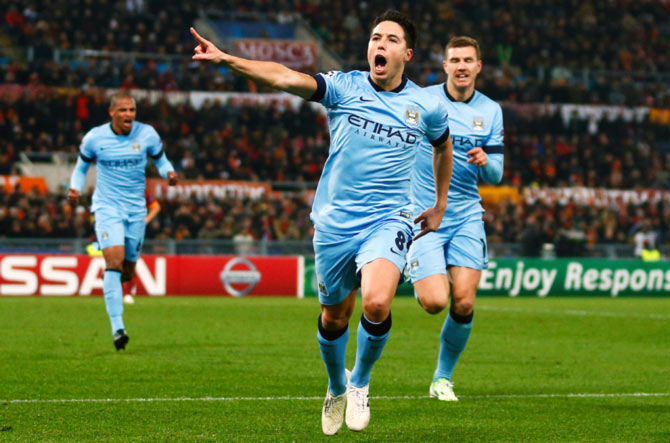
[314,214,413,305]
[94,206,146,263]
[407,214,488,283]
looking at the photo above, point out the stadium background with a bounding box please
[1,2,669,441]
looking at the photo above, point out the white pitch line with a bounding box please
[3,392,669,404]
[477,305,670,320]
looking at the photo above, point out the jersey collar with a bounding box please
[443,83,475,104]
[368,75,408,93]
[109,122,133,136]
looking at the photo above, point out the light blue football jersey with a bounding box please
[309,71,450,234]
[79,121,164,214]
[411,85,504,225]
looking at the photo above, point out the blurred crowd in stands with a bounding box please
[0,59,259,93]
[3,1,670,106]
[1,94,670,250]
[1,91,669,250]
[305,0,670,106]
[485,199,669,257]
[4,0,198,56]
[503,108,670,190]
[3,177,670,255]
[0,92,330,182]
[1,90,668,188]
[298,0,670,72]
[3,58,668,107]
[6,1,670,73]
[0,185,314,243]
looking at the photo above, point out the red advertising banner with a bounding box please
[0,255,303,297]
[234,39,318,71]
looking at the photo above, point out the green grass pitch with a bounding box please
[1,296,669,441]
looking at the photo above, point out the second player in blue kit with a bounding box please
[190,10,453,435]
[409,36,505,401]
[68,91,178,350]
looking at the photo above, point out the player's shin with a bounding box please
[317,314,349,396]
[434,309,473,381]
[103,269,124,334]
[350,312,391,387]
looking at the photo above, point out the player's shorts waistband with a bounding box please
[313,208,413,235]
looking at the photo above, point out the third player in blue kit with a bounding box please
[190,10,453,435]
[409,36,504,402]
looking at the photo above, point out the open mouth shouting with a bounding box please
[374,54,388,75]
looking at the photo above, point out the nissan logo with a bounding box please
[219,257,261,297]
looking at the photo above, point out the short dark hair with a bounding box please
[370,10,417,50]
[446,36,481,60]
[109,90,135,108]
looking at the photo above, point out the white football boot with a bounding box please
[429,378,458,401]
[321,369,350,435]
[345,378,370,431]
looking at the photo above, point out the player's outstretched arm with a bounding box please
[190,27,317,100]
[68,155,92,206]
[414,138,453,241]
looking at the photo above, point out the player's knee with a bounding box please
[361,295,389,319]
[451,298,474,316]
[105,258,123,271]
[422,298,446,315]
[321,310,349,330]
[415,288,447,315]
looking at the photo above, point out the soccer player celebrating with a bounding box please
[190,10,453,434]
[68,91,178,350]
[408,36,504,401]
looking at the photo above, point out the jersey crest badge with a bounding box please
[131,143,141,152]
[405,106,419,126]
[473,118,484,131]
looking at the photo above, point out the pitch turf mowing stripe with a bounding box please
[3,392,669,404]
[477,305,670,320]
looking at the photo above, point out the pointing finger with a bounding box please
[190,27,207,43]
